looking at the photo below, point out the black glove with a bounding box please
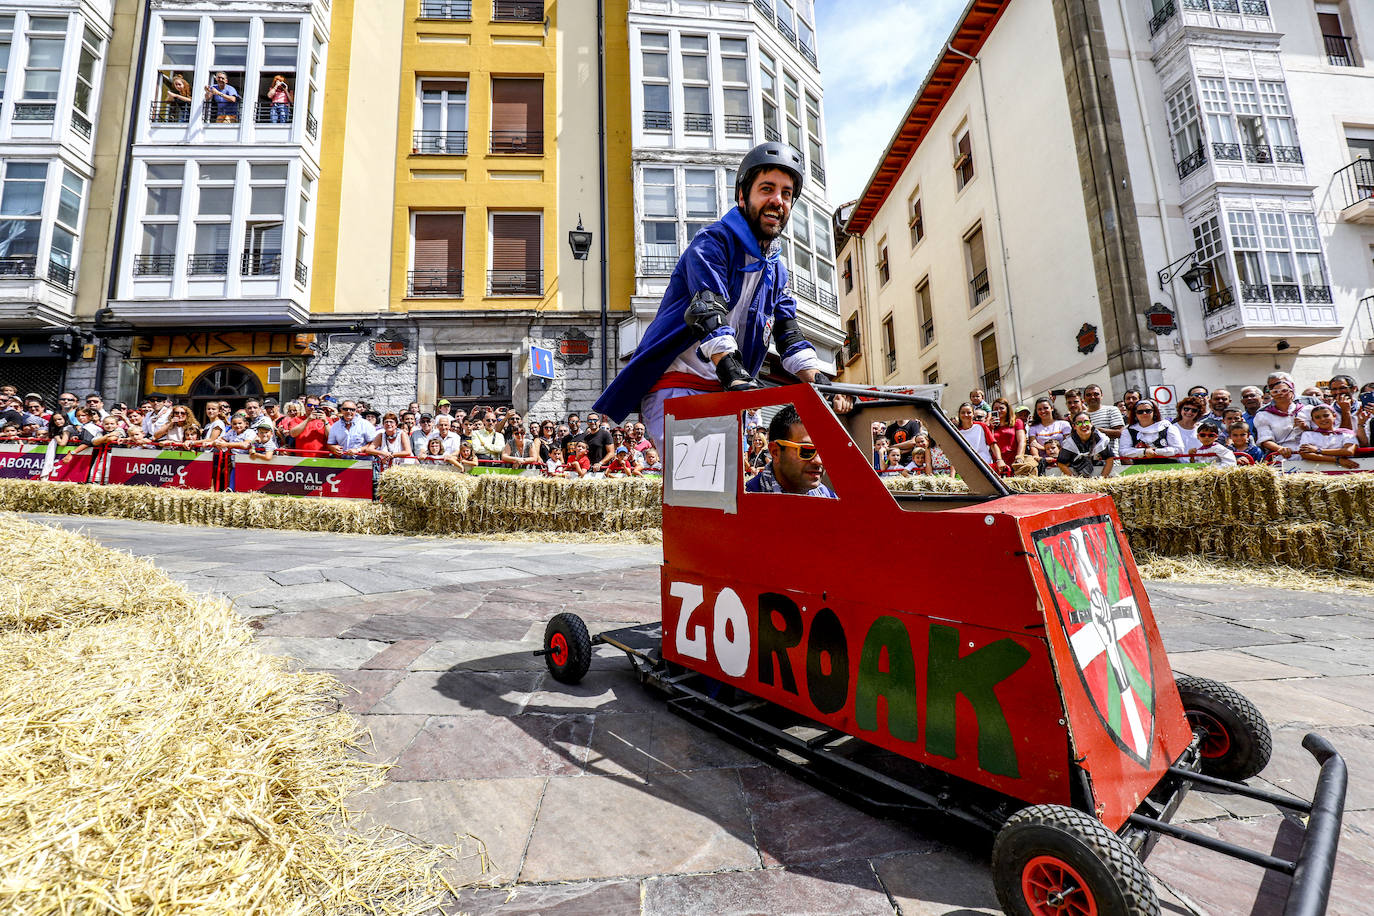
[714,351,759,391]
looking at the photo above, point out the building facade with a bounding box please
[837,0,1374,408]
[619,0,844,374]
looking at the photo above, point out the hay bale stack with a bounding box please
[0,514,454,912]
[468,475,663,533]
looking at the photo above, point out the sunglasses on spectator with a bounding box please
[1198,430,1218,437]
[774,440,819,460]
[1074,420,1093,427]
[1136,408,1155,414]
[1180,407,1199,413]
[60,397,76,403]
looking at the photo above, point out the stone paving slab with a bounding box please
[22,513,1374,915]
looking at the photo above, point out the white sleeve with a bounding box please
[781,346,822,377]
[697,333,739,360]
[1157,424,1184,457]
[1118,428,1144,457]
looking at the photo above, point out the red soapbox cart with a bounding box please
[539,383,1346,916]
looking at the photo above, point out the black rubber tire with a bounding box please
[1175,675,1272,781]
[992,804,1159,916]
[543,613,592,684]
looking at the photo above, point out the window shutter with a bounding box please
[491,214,540,272]
[491,78,542,136]
[414,214,463,272]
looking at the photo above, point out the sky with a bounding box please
[815,0,969,208]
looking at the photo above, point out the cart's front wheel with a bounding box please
[543,613,592,684]
[992,804,1159,916]
[1175,675,1272,781]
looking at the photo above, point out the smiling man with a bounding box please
[594,142,831,448]
[745,404,835,498]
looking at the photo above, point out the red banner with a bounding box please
[104,447,217,490]
[0,441,94,482]
[230,453,374,499]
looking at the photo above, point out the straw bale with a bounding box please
[0,514,458,913]
[1134,550,1374,595]
[467,475,663,533]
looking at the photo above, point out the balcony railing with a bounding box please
[1240,282,1270,302]
[641,255,677,275]
[413,129,468,154]
[970,268,991,306]
[132,254,175,277]
[1272,283,1301,304]
[764,123,780,143]
[920,318,934,348]
[1243,143,1272,164]
[885,351,897,375]
[799,43,817,68]
[490,130,543,154]
[408,269,463,297]
[1182,0,1208,9]
[241,251,282,276]
[202,102,241,123]
[643,110,671,130]
[1304,285,1332,303]
[487,269,542,295]
[419,0,472,18]
[1203,286,1234,314]
[791,275,817,302]
[1335,158,1374,210]
[818,289,837,312]
[72,113,92,139]
[752,0,773,22]
[1240,0,1268,14]
[1177,145,1207,179]
[724,114,752,135]
[776,18,797,43]
[1273,145,1303,164]
[683,113,711,132]
[47,261,75,292]
[254,101,293,125]
[1324,34,1355,67]
[980,369,1000,396]
[1148,0,1176,35]
[0,256,36,278]
[492,0,542,22]
[1209,0,1239,11]
[295,261,309,286]
[1212,141,1242,161]
[188,254,230,276]
[14,101,57,121]
[810,161,825,185]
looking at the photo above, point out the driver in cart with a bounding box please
[745,404,836,498]
[593,141,847,448]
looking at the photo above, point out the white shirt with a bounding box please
[1027,419,1071,447]
[1191,443,1237,466]
[1299,428,1356,451]
[1119,421,1184,458]
[1254,404,1312,449]
[957,423,994,464]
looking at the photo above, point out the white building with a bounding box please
[620,0,844,372]
[106,0,328,330]
[837,0,1374,406]
[0,0,112,395]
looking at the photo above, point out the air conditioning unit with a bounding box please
[267,365,282,385]
[152,367,183,388]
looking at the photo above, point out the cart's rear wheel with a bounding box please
[992,804,1159,916]
[1175,675,1271,781]
[543,613,592,684]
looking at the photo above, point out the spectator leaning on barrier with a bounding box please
[1027,397,1070,460]
[954,402,998,470]
[1120,399,1183,465]
[246,420,278,461]
[200,403,227,445]
[564,440,592,478]
[1057,411,1116,477]
[411,414,433,455]
[1298,404,1358,468]
[1254,374,1309,460]
[1190,421,1236,466]
[142,393,172,437]
[989,397,1028,474]
[1084,384,1126,440]
[502,426,542,468]
[430,415,462,455]
[326,401,375,457]
[583,412,613,465]
[470,412,504,460]
[369,412,414,463]
[1229,423,1263,464]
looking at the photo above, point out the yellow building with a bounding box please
[312,0,632,415]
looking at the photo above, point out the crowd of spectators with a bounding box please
[871,371,1374,478]
[0,386,663,478]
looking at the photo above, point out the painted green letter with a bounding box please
[926,624,1030,777]
[855,616,920,743]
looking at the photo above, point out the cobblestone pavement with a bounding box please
[26,513,1374,916]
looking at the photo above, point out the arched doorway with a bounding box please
[188,363,264,421]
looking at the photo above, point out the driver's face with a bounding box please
[738,168,794,240]
[771,422,823,494]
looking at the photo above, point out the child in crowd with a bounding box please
[604,446,640,477]
[246,420,278,461]
[1190,421,1236,466]
[1227,423,1264,464]
[881,446,905,475]
[546,445,564,475]
[215,413,252,453]
[1298,404,1358,469]
[641,447,662,473]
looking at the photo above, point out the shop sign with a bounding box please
[556,329,592,365]
[368,330,407,367]
[1076,323,1099,355]
[0,335,56,358]
[134,332,311,359]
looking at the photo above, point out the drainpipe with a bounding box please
[1112,0,1195,368]
[596,0,610,392]
[108,0,152,305]
[946,43,1024,400]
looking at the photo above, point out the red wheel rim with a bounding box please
[549,632,569,667]
[1186,709,1232,758]
[1022,855,1097,916]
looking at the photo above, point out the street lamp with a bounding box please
[1157,250,1212,292]
[568,215,592,261]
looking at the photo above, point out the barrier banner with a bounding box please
[0,442,93,482]
[1279,454,1374,475]
[105,447,217,490]
[230,454,374,499]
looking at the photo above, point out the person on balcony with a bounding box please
[205,72,240,122]
[163,73,193,122]
[266,75,293,123]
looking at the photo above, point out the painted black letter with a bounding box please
[756,592,802,694]
[805,606,849,714]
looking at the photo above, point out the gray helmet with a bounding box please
[735,142,804,201]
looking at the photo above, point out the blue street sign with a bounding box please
[530,345,556,379]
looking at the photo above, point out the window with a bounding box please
[191,162,235,275]
[844,313,860,361]
[638,165,737,276]
[0,162,46,270]
[1319,8,1356,66]
[0,16,12,99]
[759,51,779,142]
[882,314,896,376]
[19,15,65,120]
[43,168,82,290]
[924,364,939,385]
[1166,83,1203,177]
[296,174,312,285]
[681,35,710,132]
[71,25,102,138]
[243,163,286,275]
[252,21,299,124]
[438,356,511,406]
[805,92,823,185]
[304,31,322,138]
[410,213,463,296]
[1226,207,1332,304]
[843,255,852,293]
[916,279,934,347]
[908,190,923,247]
[152,19,197,123]
[415,79,468,154]
[783,71,801,150]
[207,19,248,123]
[641,32,669,130]
[1191,214,1230,309]
[721,37,750,135]
[877,237,889,285]
[641,167,678,272]
[954,127,974,189]
[1227,210,1264,300]
[489,212,541,295]
[966,225,990,307]
[684,169,717,242]
[136,162,184,276]
[976,326,1000,396]
[490,77,542,153]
